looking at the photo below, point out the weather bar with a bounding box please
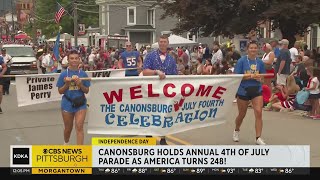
[91,167,310,175]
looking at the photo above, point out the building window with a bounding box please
[148,9,155,27]
[258,27,265,39]
[127,7,136,25]
[27,3,30,9]
[101,6,105,26]
[311,26,318,49]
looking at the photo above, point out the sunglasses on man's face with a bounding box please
[248,40,258,44]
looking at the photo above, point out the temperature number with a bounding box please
[285,168,294,174]
[167,168,176,173]
[196,168,205,174]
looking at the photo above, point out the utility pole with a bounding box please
[73,0,78,47]
[0,10,3,39]
[11,0,15,35]
[32,0,36,45]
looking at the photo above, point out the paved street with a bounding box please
[0,83,319,167]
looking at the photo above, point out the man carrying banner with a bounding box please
[0,55,7,114]
[233,40,266,145]
[56,49,91,145]
[119,41,142,76]
[143,35,178,145]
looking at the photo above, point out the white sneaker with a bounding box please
[256,137,266,145]
[233,99,237,103]
[233,130,240,142]
[64,141,69,145]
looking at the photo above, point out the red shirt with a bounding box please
[96,61,105,70]
[262,85,271,103]
[275,92,286,102]
[307,77,313,88]
[178,49,183,57]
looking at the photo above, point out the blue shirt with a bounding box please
[56,69,91,109]
[234,56,266,96]
[274,47,280,58]
[0,56,4,71]
[275,49,291,74]
[120,50,140,76]
[143,50,178,75]
[0,56,4,64]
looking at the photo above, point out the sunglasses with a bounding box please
[248,40,258,44]
[69,49,79,54]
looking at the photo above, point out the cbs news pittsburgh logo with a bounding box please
[10,145,32,175]
[11,145,92,175]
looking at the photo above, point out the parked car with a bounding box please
[3,44,38,75]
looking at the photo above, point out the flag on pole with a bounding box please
[51,31,60,73]
[55,2,65,24]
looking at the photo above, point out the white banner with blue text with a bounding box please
[88,75,243,136]
[15,69,125,107]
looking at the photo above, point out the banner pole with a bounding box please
[79,77,92,81]
[2,73,274,78]
[243,73,274,77]
[1,75,17,78]
[1,67,141,78]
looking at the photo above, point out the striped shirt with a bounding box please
[281,94,296,108]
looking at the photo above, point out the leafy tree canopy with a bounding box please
[25,0,98,39]
[159,0,320,46]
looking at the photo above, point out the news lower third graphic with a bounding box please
[10,145,92,175]
[9,138,312,175]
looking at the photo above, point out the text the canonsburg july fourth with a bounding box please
[99,83,227,127]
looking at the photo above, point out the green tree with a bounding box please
[27,0,98,39]
[159,0,320,47]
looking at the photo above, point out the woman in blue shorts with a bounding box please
[233,41,266,145]
[57,49,90,145]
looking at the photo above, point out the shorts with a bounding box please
[88,61,94,66]
[125,70,139,76]
[237,93,262,101]
[276,74,288,86]
[237,86,262,101]
[61,97,87,113]
[0,79,3,86]
[309,93,320,99]
[265,68,275,79]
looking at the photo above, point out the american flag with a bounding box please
[55,2,65,24]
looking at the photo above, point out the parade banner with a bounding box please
[88,69,125,78]
[87,75,243,136]
[15,69,125,107]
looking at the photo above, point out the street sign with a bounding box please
[78,24,85,35]
[36,29,41,37]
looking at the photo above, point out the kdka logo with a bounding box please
[12,148,29,165]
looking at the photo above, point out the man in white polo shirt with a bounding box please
[289,41,299,63]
